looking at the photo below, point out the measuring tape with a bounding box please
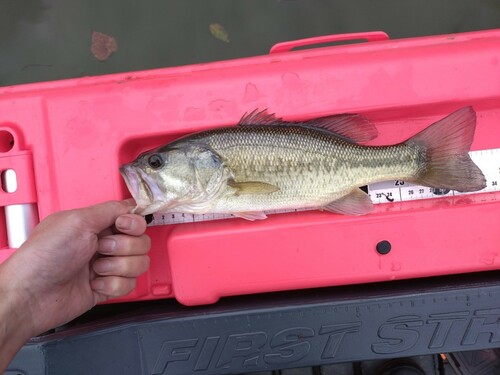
[147,148,500,226]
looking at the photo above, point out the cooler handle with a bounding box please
[269,31,389,54]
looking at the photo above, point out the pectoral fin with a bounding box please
[228,179,280,195]
[324,189,374,216]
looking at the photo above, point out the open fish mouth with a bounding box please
[119,165,153,207]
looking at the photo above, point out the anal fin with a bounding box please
[324,189,374,216]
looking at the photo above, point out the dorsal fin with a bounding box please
[299,114,378,143]
[239,109,284,126]
[239,109,378,143]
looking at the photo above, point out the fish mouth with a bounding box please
[120,164,169,215]
[119,164,153,208]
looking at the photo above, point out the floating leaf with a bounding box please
[91,31,118,61]
[209,23,229,43]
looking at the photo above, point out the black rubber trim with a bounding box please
[8,271,500,375]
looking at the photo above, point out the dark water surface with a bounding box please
[1,0,500,87]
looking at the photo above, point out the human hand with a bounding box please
[0,200,151,338]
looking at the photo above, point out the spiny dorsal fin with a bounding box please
[239,109,284,126]
[239,109,378,143]
[228,179,280,195]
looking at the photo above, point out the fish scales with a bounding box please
[185,126,422,212]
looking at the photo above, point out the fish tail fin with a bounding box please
[406,106,486,192]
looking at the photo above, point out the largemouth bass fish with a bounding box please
[120,107,486,220]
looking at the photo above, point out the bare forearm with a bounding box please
[0,311,29,373]
[0,262,35,372]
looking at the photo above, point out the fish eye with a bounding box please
[147,154,164,169]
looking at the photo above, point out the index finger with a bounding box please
[79,200,134,234]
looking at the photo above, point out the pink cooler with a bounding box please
[0,30,499,305]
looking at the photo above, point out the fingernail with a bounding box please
[116,216,134,231]
[94,260,113,274]
[92,279,104,291]
[100,238,116,254]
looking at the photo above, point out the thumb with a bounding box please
[79,200,135,233]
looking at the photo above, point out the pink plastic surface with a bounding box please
[0,30,499,305]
